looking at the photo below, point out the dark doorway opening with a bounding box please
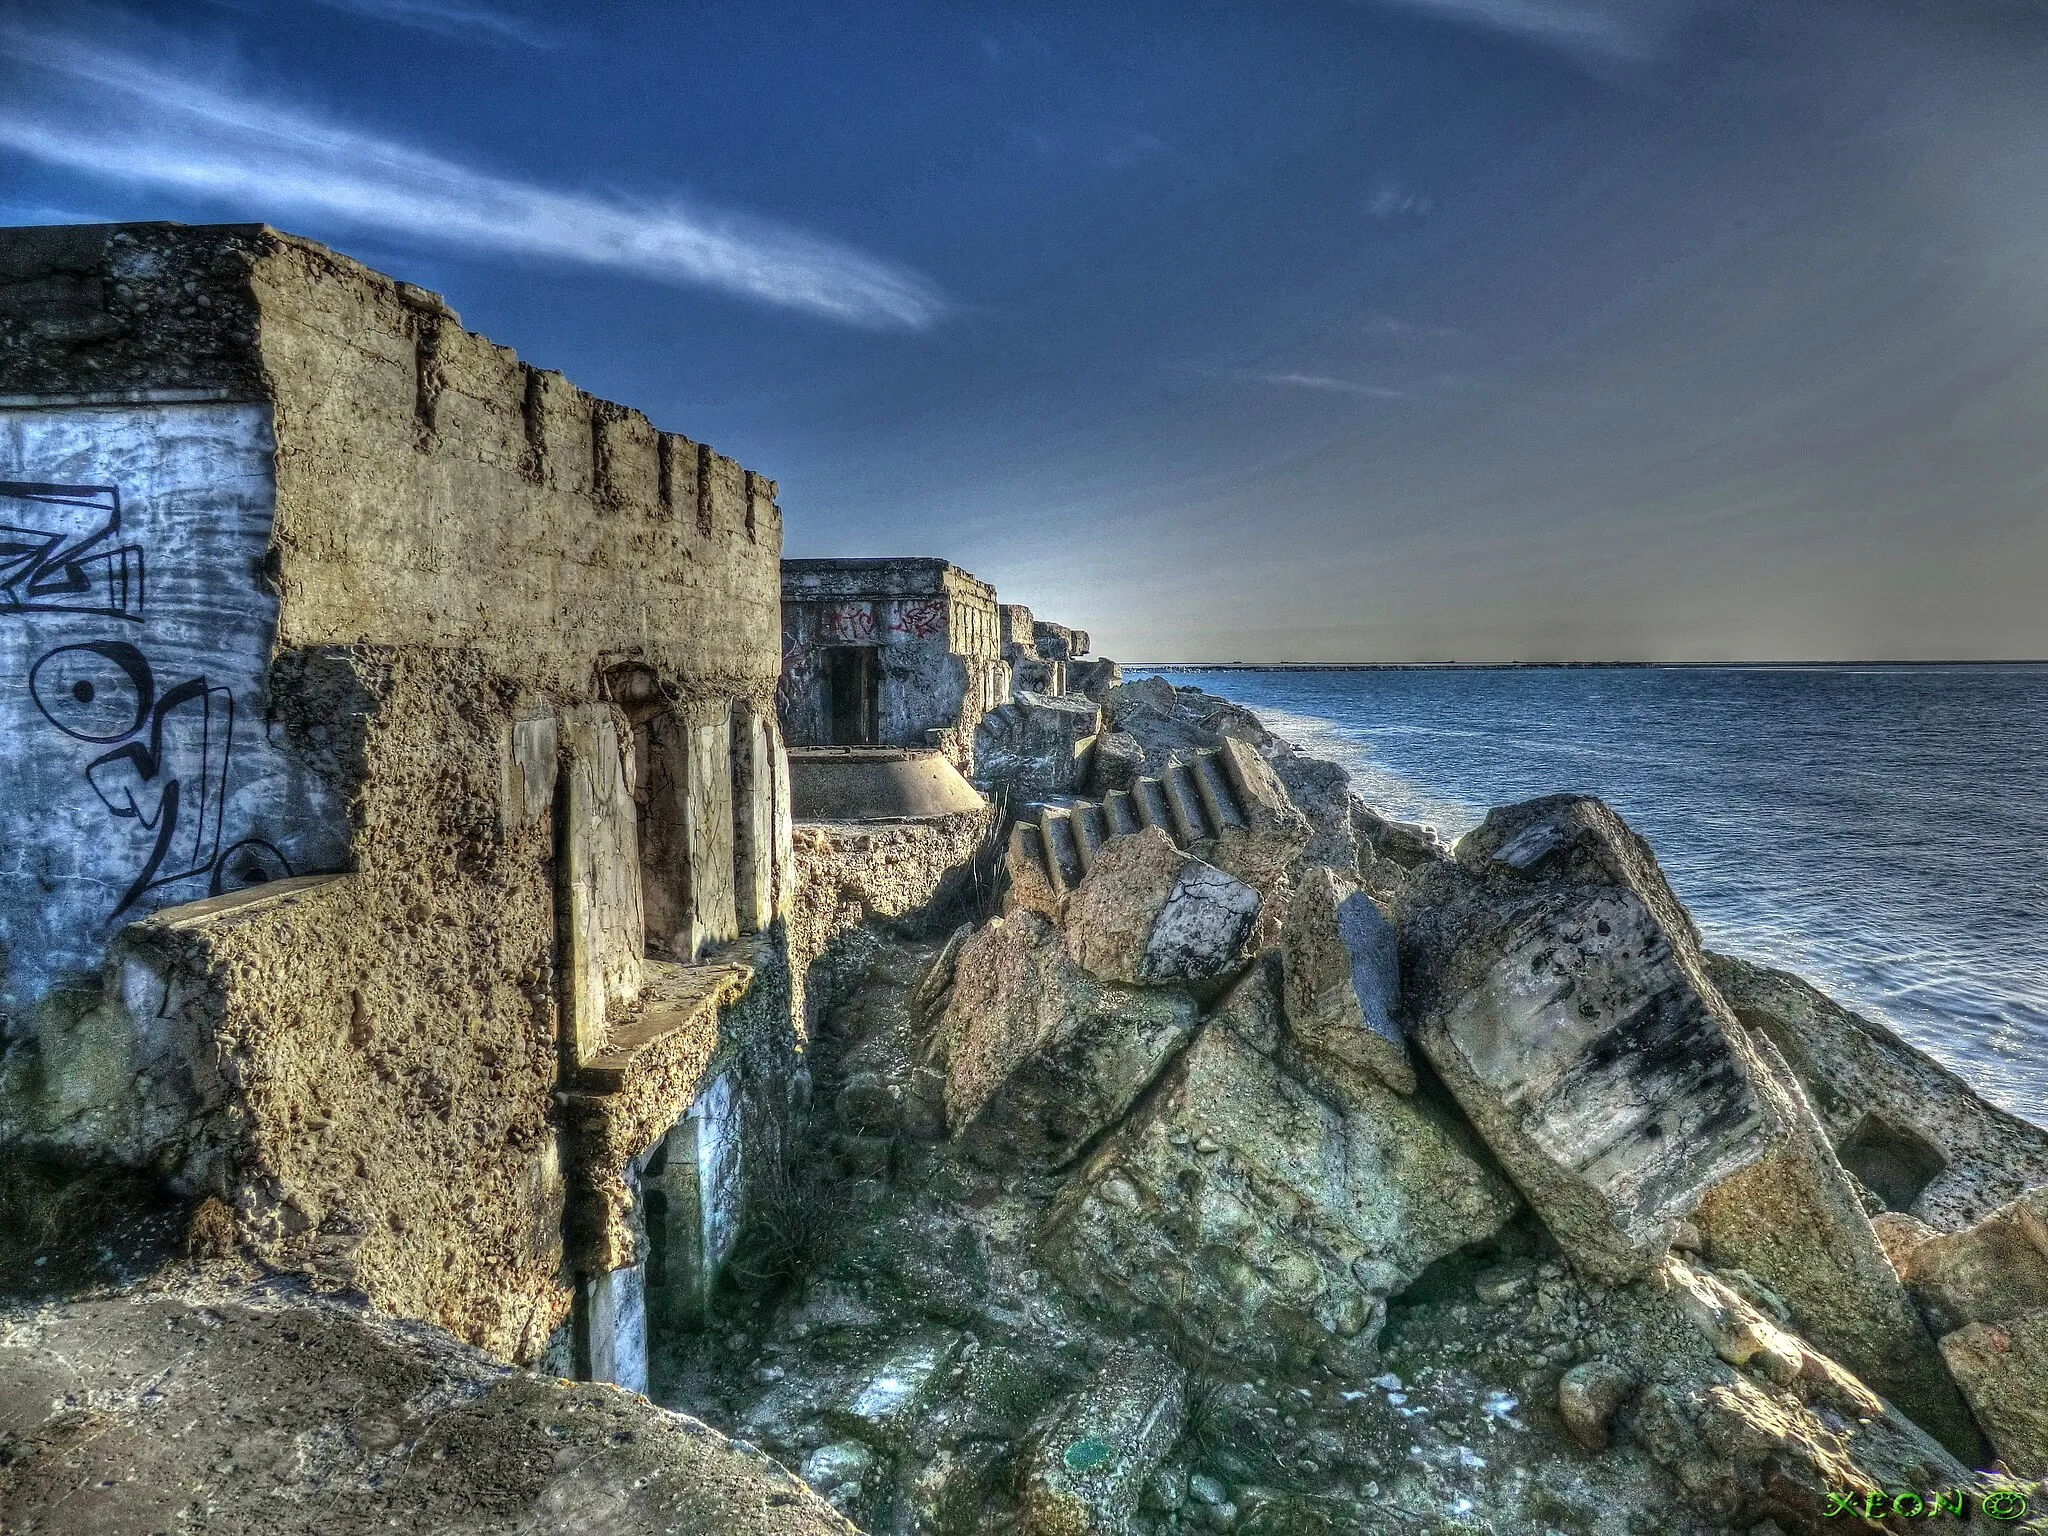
[825,646,879,745]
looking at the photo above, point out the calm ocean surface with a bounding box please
[1154,665,2048,1128]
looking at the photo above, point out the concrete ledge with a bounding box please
[789,746,987,822]
[560,940,767,1274]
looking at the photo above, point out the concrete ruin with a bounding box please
[778,558,1007,763]
[0,220,799,1379]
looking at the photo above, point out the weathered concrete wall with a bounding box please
[0,222,794,1368]
[0,404,350,1022]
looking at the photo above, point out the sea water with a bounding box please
[1154,664,2048,1128]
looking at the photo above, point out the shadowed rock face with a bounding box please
[935,912,1199,1172]
[1040,1022,1521,1371]
[1282,866,1414,1094]
[1405,796,1784,1283]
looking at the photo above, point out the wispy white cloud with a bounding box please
[302,0,555,48]
[1360,0,1704,61]
[0,23,947,330]
[1242,371,1410,400]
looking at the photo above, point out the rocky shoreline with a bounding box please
[7,676,2048,1535]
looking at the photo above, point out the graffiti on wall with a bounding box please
[27,637,289,916]
[2,405,349,1018]
[2,481,145,621]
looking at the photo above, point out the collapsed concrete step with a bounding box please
[1006,738,1301,909]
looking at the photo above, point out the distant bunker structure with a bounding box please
[777,556,1007,765]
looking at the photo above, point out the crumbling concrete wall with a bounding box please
[0,221,793,1364]
[778,558,1005,764]
[785,812,993,1036]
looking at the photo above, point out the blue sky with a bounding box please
[4,0,2046,660]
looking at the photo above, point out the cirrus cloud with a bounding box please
[0,21,948,330]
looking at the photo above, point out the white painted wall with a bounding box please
[1,402,350,1023]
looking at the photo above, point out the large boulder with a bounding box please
[1281,866,1414,1094]
[0,1283,856,1536]
[1063,828,1258,987]
[1895,1185,2048,1335]
[1019,1346,1185,1535]
[934,913,1197,1171]
[1405,795,1785,1283]
[1937,1311,2048,1477]
[1693,1031,1987,1462]
[1707,954,2048,1230]
[1038,1022,1520,1371]
[974,692,1101,798]
[1621,1255,1977,1532]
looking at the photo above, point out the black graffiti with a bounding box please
[1,482,144,621]
[28,638,291,918]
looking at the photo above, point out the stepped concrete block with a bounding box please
[1163,761,1209,845]
[1042,810,1085,889]
[1041,1023,1520,1370]
[1103,789,1140,837]
[1008,823,1063,920]
[1064,827,1259,987]
[1896,1186,2048,1336]
[937,913,1198,1171]
[1407,795,1784,1283]
[1938,1310,2048,1477]
[1694,1031,1988,1462]
[1192,752,1246,832]
[1281,866,1414,1095]
[1209,737,1314,889]
[974,691,1100,796]
[1134,779,1172,837]
[1073,803,1108,873]
[1021,1346,1185,1535]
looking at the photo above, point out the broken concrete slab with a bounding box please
[936,913,1199,1170]
[1693,1030,1987,1462]
[1281,865,1414,1095]
[1020,1345,1186,1535]
[1407,795,1783,1283]
[1063,827,1258,987]
[973,691,1100,798]
[1039,1022,1520,1371]
[1937,1309,2048,1478]
[1707,954,2048,1231]
[1895,1185,2048,1336]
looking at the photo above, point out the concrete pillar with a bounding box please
[684,715,738,957]
[731,702,775,934]
[769,722,796,922]
[578,1262,648,1395]
[556,704,644,1065]
[645,1074,743,1320]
